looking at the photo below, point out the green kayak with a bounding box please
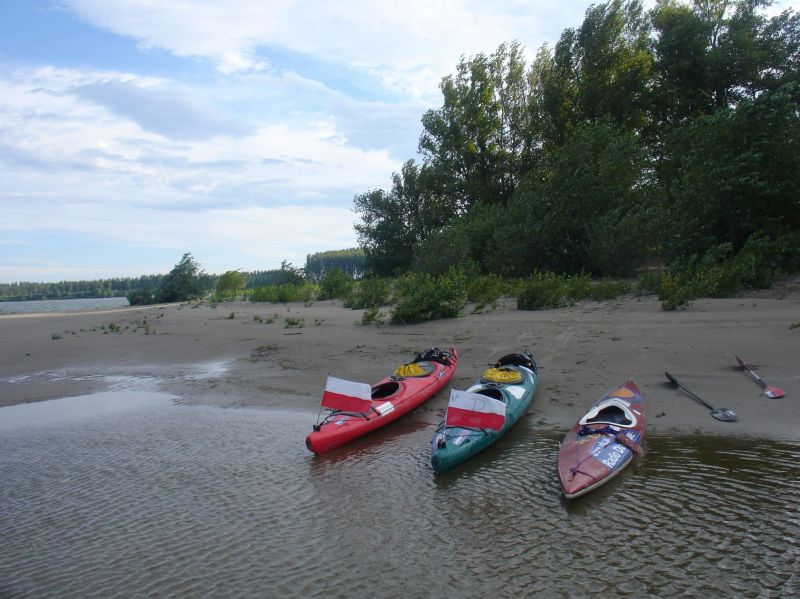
[431,352,539,474]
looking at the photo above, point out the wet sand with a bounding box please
[1,282,798,440]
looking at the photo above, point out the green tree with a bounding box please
[660,85,800,258]
[354,160,455,275]
[497,119,654,276]
[157,253,206,302]
[419,42,536,210]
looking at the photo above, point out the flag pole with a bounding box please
[314,374,329,427]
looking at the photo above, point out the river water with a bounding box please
[0,297,129,315]
[1,393,797,598]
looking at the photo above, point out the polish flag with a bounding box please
[321,376,373,413]
[446,389,506,431]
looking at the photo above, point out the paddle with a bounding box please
[735,356,785,398]
[664,372,738,422]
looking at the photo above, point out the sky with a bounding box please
[1,1,798,282]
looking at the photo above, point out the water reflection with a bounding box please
[1,393,797,598]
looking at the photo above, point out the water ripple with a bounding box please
[1,398,798,598]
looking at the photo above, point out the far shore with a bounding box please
[1,281,798,441]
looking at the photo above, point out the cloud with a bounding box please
[71,79,250,140]
[63,0,592,99]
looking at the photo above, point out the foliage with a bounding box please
[305,248,365,280]
[516,272,574,310]
[360,306,386,326]
[466,274,507,311]
[516,271,631,310]
[317,268,353,301]
[245,261,306,288]
[345,277,392,309]
[248,283,316,304]
[654,232,800,310]
[127,287,157,306]
[157,253,207,303]
[390,269,467,324]
[351,0,799,290]
[215,270,247,300]
[659,86,800,259]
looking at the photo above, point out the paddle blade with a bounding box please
[764,386,785,399]
[712,408,738,422]
[735,355,746,368]
[665,371,678,386]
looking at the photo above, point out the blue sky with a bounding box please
[1,0,797,282]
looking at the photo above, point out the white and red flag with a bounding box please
[321,376,373,413]
[446,389,506,431]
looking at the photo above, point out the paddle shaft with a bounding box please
[736,356,766,387]
[665,372,716,410]
[736,356,785,397]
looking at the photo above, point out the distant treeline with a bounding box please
[0,255,354,302]
[0,276,165,302]
[305,248,365,280]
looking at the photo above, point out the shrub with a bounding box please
[127,288,156,306]
[466,274,506,311]
[248,283,316,303]
[345,277,391,309]
[516,272,572,310]
[390,268,466,324]
[360,306,386,325]
[317,268,352,300]
[590,278,631,300]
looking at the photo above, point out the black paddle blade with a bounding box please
[665,371,678,386]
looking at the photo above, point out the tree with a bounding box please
[659,85,800,258]
[419,42,537,210]
[496,119,654,276]
[157,253,206,302]
[354,160,455,276]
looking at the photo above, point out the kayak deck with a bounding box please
[306,348,458,455]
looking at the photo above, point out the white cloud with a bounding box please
[63,0,588,100]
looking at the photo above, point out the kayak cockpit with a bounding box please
[371,381,401,399]
[579,398,637,427]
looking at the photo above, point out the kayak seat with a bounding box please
[372,382,400,399]
[475,388,505,403]
[579,399,636,427]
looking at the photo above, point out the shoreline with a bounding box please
[1,289,798,440]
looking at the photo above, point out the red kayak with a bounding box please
[305,347,458,455]
[557,380,646,498]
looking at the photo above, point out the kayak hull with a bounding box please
[431,353,538,474]
[306,348,458,455]
[557,380,646,499]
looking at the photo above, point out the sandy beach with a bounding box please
[1,282,798,440]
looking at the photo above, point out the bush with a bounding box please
[516,272,572,310]
[390,269,466,324]
[654,231,800,310]
[590,278,631,300]
[248,283,316,303]
[127,288,156,306]
[345,277,391,309]
[215,270,246,300]
[317,268,352,300]
[466,274,506,311]
[360,306,386,325]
